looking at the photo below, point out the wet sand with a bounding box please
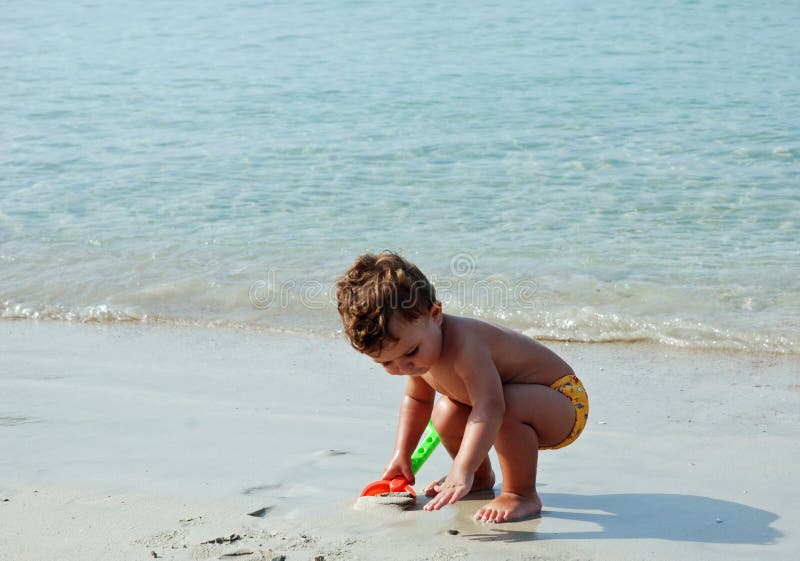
[1,322,797,560]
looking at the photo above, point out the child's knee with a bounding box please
[431,396,470,435]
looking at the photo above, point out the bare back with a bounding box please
[421,314,573,406]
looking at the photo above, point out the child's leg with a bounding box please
[424,396,496,496]
[475,383,576,523]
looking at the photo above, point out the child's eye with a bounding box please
[405,347,418,356]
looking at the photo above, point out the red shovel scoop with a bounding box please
[359,421,440,497]
[361,475,417,496]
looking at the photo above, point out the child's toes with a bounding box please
[474,506,494,522]
[497,509,511,523]
[484,506,510,523]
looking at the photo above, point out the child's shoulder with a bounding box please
[444,314,546,360]
[441,314,571,384]
[445,314,513,338]
[443,314,511,354]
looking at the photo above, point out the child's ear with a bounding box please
[430,300,443,324]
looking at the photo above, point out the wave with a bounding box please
[3,299,798,355]
[520,314,798,354]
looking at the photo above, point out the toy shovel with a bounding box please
[360,421,440,497]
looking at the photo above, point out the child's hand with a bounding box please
[423,466,474,510]
[382,450,414,484]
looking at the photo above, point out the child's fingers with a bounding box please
[424,477,445,496]
[424,490,442,510]
[424,487,455,511]
[444,488,462,504]
[423,484,469,511]
[424,493,447,510]
[382,467,401,480]
[449,486,468,504]
[381,464,415,483]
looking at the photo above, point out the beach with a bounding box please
[2,1,799,559]
[2,321,797,561]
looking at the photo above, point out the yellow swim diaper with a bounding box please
[540,374,589,450]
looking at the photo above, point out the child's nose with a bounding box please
[400,359,414,372]
[384,363,403,375]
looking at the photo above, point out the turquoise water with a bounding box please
[2,1,799,352]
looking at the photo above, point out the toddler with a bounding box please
[336,252,588,522]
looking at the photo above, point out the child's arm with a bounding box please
[424,347,505,510]
[382,376,436,483]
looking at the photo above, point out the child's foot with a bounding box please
[423,469,496,497]
[473,491,542,523]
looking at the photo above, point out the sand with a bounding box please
[1,321,798,560]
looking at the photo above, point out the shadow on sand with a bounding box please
[461,492,782,545]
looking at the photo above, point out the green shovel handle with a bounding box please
[410,421,440,475]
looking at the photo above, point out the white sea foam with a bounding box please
[3,295,797,355]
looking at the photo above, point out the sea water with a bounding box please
[1,0,798,353]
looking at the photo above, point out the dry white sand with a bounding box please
[1,321,798,561]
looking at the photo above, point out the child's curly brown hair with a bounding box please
[336,252,437,355]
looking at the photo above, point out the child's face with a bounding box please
[369,303,443,376]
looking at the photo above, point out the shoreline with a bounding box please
[1,321,798,560]
[2,313,797,356]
